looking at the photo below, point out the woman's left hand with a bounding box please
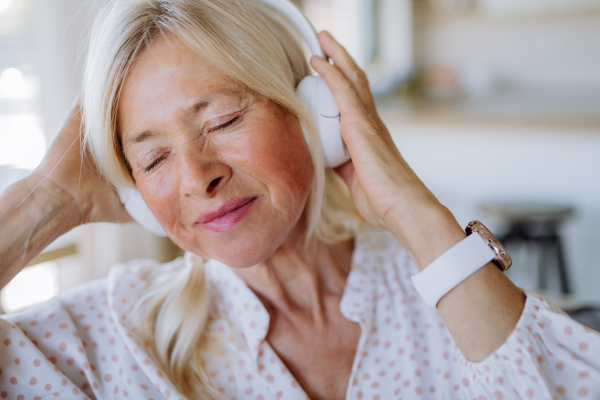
[311,31,465,269]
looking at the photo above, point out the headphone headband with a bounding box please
[257,0,324,59]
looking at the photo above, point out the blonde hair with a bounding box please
[82,0,362,398]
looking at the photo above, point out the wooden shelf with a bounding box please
[377,93,600,133]
[27,244,78,267]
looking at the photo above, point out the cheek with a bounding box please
[224,117,314,215]
[270,150,313,211]
[140,178,206,256]
[136,166,185,233]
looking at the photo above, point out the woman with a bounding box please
[1,0,598,399]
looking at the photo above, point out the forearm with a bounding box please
[437,262,526,362]
[390,201,526,362]
[0,173,81,290]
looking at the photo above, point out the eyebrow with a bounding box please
[123,96,213,148]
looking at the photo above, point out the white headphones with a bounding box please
[117,0,349,237]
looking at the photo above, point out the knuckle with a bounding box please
[353,69,369,84]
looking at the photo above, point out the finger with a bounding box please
[318,32,361,79]
[333,159,355,186]
[317,31,376,111]
[310,55,369,127]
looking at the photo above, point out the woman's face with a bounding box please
[117,36,314,268]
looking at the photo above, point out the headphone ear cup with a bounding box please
[116,186,168,237]
[297,76,349,168]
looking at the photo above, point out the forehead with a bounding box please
[117,35,243,137]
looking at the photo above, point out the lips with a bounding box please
[196,196,258,233]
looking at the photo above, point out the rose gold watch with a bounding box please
[465,220,512,272]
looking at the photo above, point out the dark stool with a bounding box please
[481,203,575,294]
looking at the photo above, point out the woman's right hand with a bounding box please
[33,101,133,226]
[0,101,133,289]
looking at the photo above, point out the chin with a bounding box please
[174,218,298,269]
[216,246,277,269]
[213,231,292,269]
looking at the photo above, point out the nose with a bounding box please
[179,150,232,199]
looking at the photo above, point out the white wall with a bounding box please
[31,0,89,141]
[414,12,600,90]
[388,122,600,302]
[303,0,413,94]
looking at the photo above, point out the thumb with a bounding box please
[334,159,355,186]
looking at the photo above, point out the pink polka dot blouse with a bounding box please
[1,227,599,399]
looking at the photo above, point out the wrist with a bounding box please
[26,171,87,230]
[387,201,466,271]
[0,173,81,290]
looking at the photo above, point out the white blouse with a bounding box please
[1,227,599,400]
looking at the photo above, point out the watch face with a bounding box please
[466,220,512,272]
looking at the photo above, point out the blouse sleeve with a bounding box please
[0,297,92,399]
[459,290,600,399]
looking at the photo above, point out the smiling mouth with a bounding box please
[198,196,258,233]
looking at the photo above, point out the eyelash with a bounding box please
[207,115,240,133]
[143,153,167,173]
[143,115,241,173]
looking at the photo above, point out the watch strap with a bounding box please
[411,232,496,308]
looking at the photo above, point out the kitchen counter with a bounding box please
[376,90,600,132]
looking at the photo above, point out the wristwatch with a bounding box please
[411,220,512,308]
[465,220,512,272]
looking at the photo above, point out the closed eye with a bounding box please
[207,115,240,133]
[142,115,241,174]
[143,153,168,173]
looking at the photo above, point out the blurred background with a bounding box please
[0,0,599,326]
